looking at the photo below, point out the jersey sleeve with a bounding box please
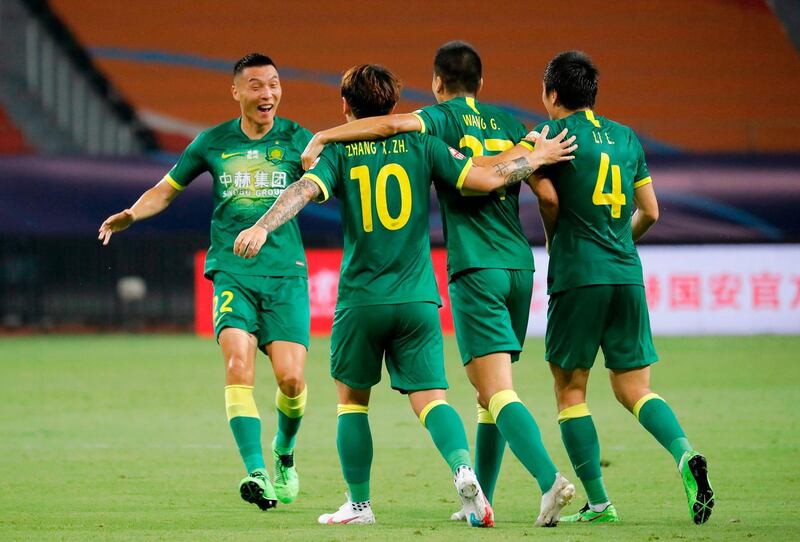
[631,132,652,188]
[165,132,208,191]
[303,145,339,202]
[413,104,448,137]
[426,135,473,191]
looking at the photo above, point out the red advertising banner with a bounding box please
[194,248,454,337]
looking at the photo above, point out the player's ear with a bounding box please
[477,77,484,94]
[432,74,444,96]
[342,97,351,117]
[231,83,239,102]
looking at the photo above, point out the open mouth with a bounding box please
[257,104,274,113]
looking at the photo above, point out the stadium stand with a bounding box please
[49,0,800,153]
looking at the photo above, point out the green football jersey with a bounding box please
[533,110,652,294]
[413,96,535,278]
[166,116,312,278]
[304,132,473,309]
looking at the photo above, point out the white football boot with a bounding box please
[454,466,494,527]
[535,473,575,527]
[317,495,375,525]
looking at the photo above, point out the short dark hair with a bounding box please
[340,64,402,119]
[233,53,276,76]
[543,51,598,110]
[433,41,482,95]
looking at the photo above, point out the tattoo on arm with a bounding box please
[494,157,535,187]
[255,177,322,233]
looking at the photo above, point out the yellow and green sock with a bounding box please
[474,405,505,503]
[558,403,609,506]
[634,393,693,465]
[490,390,557,494]
[225,385,265,473]
[419,401,472,474]
[275,386,307,454]
[337,404,372,502]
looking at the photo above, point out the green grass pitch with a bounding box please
[1,335,798,541]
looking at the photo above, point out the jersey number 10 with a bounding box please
[593,152,626,219]
[350,164,412,232]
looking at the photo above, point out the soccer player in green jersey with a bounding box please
[233,64,575,527]
[532,51,715,525]
[300,41,573,524]
[98,53,312,511]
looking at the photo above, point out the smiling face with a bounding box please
[232,64,282,129]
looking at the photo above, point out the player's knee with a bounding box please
[555,385,586,411]
[277,369,304,397]
[613,385,651,410]
[225,354,252,383]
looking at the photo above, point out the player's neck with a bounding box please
[239,116,274,140]
[552,106,590,120]
[438,91,476,103]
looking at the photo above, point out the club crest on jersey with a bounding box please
[267,145,285,163]
[448,147,466,160]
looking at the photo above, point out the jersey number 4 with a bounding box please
[593,152,626,218]
[350,164,412,232]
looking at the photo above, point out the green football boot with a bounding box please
[679,451,714,524]
[560,502,620,523]
[239,468,278,511]
[272,437,299,504]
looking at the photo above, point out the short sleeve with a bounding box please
[413,104,447,137]
[631,133,652,188]
[513,119,535,151]
[303,145,339,202]
[166,132,208,191]
[426,136,473,191]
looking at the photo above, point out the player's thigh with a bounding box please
[258,276,310,351]
[330,305,388,390]
[449,268,520,365]
[601,285,659,370]
[545,285,613,370]
[212,271,261,341]
[385,302,448,393]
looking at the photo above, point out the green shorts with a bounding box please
[546,284,658,371]
[449,268,533,365]
[330,302,447,393]
[211,271,310,350]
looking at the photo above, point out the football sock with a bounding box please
[419,401,472,474]
[474,404,505,503]
[634,393,693,465]
[337,404,372,503]
[558,403,609,506]
[490,390,557,494]
[225,385,265,473]
[275,386,307,453]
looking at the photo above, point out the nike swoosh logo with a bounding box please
[221,152,245,159]
[573,459,591,471]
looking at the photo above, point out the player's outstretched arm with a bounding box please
[632,182,659,242]
[462,125,576,192]
[233,177,322,259]
[301,114,422,170]
[97,178,181,245]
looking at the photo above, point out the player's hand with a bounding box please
[234,225,268,259]
[301,133,325,171]
[98,209,136,245]
[530,125,577,166]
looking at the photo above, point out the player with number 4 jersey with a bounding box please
[233,64,575,527]
[534,51,714,526]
